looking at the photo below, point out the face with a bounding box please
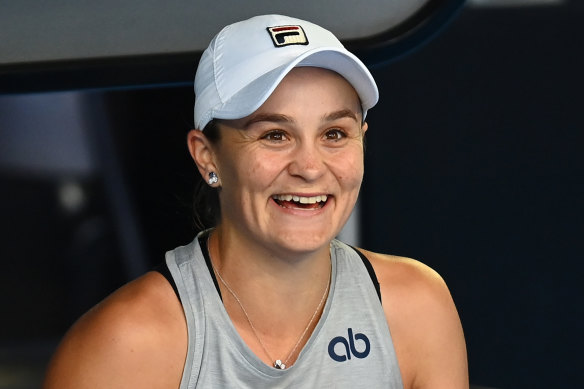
[206,67,367,256]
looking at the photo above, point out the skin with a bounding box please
[43,67,468,388]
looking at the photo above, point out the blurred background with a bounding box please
[1,0,582,388]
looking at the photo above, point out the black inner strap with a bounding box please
[199,232,223,301]
[350,246,382,303]
[150,231,220,304]
[153,261,181,303]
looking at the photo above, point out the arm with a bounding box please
[363,250,468,389]
[43,272,187,389]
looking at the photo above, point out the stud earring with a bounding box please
[208,172,219,185]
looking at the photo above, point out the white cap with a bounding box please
[194,14,379,131]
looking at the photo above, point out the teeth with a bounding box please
[273,194,328,203]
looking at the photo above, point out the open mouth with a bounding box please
[272,194,329,210]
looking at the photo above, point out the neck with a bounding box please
[209,225,332,299]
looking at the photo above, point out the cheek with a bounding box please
[219,147,263,182]
[338,169,364,189]
[331,150,364,187]
[241,152,287,189]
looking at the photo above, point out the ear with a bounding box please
[361,121,369,135]
[186,129,220,185]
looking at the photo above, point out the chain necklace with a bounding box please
[208,238,331,370]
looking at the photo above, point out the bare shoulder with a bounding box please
[357,249,468,389]
[43,271,187,389]
[360,250,451,304]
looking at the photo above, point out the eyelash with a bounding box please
[260,128,348,143]
[261,130,288,142]
[324,129,347,141]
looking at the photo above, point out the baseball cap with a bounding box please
[194,14,379,131]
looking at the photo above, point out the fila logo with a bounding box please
[328,328,371,362]
[267,25,309,47]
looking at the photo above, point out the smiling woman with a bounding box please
[43,14,468,389]
[189,67,366,255]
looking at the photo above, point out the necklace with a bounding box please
[208,238,331,370]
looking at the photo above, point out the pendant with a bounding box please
[274,360,286,369]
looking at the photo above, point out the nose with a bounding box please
[287,141,326,181]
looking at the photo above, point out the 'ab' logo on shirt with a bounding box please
[328,328,371,362]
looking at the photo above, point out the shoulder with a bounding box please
[357,249,468,389]
[43,271,187,389]
[359,249,457,337]
[359,250,451,305]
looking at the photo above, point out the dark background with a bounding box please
[1,3,582,388]
[362,4,583,388]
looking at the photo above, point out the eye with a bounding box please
[261,130,288,142]
[324,129,346,141]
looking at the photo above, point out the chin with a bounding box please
[266,227,336,255]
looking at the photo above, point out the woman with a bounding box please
[44,14,468,388]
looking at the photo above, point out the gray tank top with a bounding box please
[166,233,403,388]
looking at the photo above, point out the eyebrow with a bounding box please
[243,113,294,128]
[322,109,359,123]
[243,109,359,129]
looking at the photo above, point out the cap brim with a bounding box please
[211,47,379,122]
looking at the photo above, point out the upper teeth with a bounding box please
[273,194,328,204]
